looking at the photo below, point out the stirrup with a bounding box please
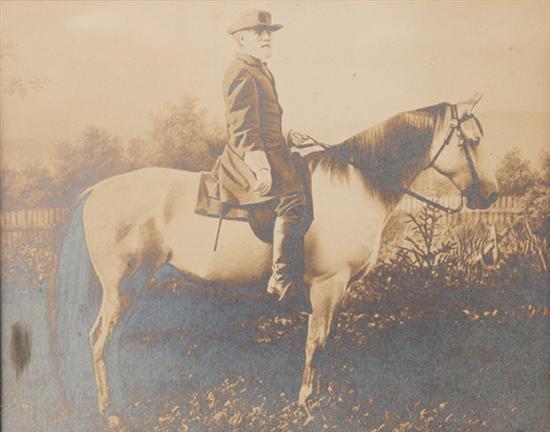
[267,282,312,314]
[266,283,288,301]
[277,283,294,302]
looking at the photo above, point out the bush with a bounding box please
[521,150,550,241]
[375,203,547,290]
[1,236,59,286]
[150,95,225,171]
[0,94,226,211]
[496,149,537,196]
[376,206,457,287]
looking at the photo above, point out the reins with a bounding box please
[399,104,482,214]
[398,187,464,214]
[212,104,480,251]
[398,104,468,214]
[305,104,480,214]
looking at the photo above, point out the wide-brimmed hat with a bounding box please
[227,10,283,35]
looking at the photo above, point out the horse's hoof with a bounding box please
[107,414,123,430]
[278,292,312,314]
[299,398,314,426]
[299,385,312,408]
[303,412,315,426]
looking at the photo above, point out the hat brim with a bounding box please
[228,24,283,35]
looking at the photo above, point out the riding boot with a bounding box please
[267,213,311,313]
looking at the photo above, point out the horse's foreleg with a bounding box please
[299,313,325,408]
[299,271,349,409]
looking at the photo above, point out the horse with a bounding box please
[53,94,497,425]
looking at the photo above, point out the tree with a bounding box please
[150,95,225,171]
[123,137,157,171]
[0,163,57,210]
[1,40,47,97]
[1,169,22,210]
[522,150,550,240]
[52,127,126,206]
[496,149,537,196]
[1,94,226,211]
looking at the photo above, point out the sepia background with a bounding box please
[2,1,549,167]
[1,1,549,431]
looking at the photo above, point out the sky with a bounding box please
[1,1,549,168]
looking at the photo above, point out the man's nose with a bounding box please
[260,31,271,42]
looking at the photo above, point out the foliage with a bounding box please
[377,200,548,289]
[445,221,492,285]
[496,148,537,196]
[392,205,455,279]
[1,40,48,97]
[0,94,225,211]
[492,147,550,241]
[1,164,57,210]
[0,127,127,209]
[0,236,59,286]
[521,150,550,240]
[123,137,156,171]
[150,95,225,171]
[2,208,548,432]
[52,127,127,206]
[377,206,482,287]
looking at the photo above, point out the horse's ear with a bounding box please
[466,92,483,114]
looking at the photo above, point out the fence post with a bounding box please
[490,223,498,264]
[1,207,71,246]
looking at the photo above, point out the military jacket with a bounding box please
[217,53,303,206]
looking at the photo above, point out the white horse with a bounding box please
[55,95,497,423]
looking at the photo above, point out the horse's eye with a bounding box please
[472,136,481,146]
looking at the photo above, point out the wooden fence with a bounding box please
[0,196,523,248]
[1,208,70,247]
[396,195,523,227]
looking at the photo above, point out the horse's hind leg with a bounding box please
[89,266,125,418]
[89,252,162,425]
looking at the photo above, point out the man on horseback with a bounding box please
[217,9,314,312]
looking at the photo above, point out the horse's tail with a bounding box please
[77,176,115,203]
[77,185,96,202]
[51,192,101,407]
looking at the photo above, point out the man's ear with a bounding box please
[232,31,245,47]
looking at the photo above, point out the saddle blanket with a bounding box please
[195,153,313,243]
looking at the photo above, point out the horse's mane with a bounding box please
[306,103,449,207]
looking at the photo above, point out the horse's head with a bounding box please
[430,94,498,210]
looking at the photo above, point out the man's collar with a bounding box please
[236,53,264,67]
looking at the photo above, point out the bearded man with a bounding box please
[217,10,314,312]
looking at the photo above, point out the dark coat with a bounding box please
[217,53,303,206]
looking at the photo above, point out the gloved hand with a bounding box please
[253,169,272,196]
[244,151,272,196]
[287,129,317,147]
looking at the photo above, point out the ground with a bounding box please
[2,250,548,432]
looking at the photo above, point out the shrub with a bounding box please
[377,205,455,286]
[375,203,546,289]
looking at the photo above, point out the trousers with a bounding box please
[267,192,307,297]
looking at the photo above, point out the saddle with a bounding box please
[195,153,314,244]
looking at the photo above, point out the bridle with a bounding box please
[398,104,482,214]
[299,104,483,214]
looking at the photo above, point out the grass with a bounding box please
[2,211,549,431]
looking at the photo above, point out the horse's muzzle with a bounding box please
[465,190,498,210]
